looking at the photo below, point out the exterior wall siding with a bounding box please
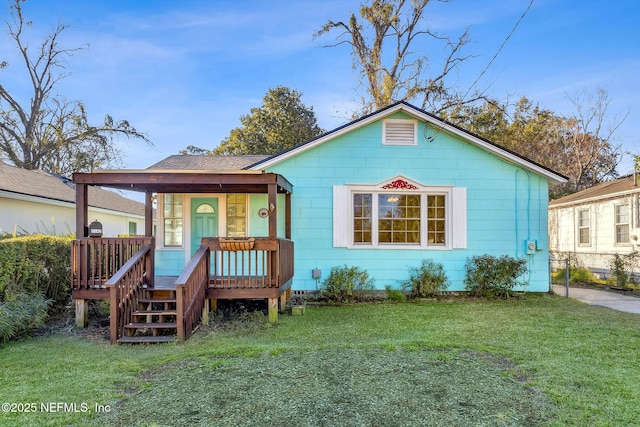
[267,112,552,292]
[0,196,145,237]
[155,249,185,276]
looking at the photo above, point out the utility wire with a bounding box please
[463,0,534,100]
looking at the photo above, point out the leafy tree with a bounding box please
[179,145,213,156]
[446,90,622,198]
[213,86,324,155]
[0,0,149,175]
[314,0,485,115]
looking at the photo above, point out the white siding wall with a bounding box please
[0,196,145,237]
[549,196,637,272]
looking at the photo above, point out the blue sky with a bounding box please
[2,0,639,173]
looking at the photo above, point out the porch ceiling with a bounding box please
[72,171,293,194]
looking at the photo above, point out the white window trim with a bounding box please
[382,119,418,146]
[577,208,591,246]
[334,183,466,250]
[614,202,631,245]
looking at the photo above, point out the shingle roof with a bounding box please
[147,155,269,171]
[549,175,640,207]
[0,161,145,216]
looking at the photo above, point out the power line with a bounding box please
[463,0,534,100]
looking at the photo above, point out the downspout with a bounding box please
[515,170,519,257]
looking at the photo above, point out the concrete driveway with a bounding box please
[551,285,640,314]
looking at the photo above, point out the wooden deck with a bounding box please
[71,237,294,343]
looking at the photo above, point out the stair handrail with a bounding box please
[175,244,210,342]
[105,244,153,344]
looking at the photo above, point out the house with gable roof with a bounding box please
[70,101,567,343]
[549,174,640,278]
[0,161,149,237]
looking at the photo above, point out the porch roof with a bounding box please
[72,170,293,194]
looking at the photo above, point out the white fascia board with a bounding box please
[251,104,567,184]
[0,190,74,209]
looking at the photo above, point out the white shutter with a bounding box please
[452,187,467,249]
[333,186,350,247]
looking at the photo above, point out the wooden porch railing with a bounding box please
[71,237,154,290]
[106,244,153,344]
[203,237,294,288]
[175,244,210,342]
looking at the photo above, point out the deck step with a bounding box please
[124,322,177,329]
[138,298,176,304]
[117,335,177,344]
[132,309,177,316]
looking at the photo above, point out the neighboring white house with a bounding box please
[0,161,150,237]
[548,174,640,277]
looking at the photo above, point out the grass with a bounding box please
[1,294,639,426]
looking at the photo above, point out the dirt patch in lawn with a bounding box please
[100,347,553,427]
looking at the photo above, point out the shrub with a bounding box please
[608,253,638,288]
[385,285,407,302]
[403,259,448,298]
[0,234,73,311]
[321,265,375,303]
[464,255,528,298]
[0,292,51,342]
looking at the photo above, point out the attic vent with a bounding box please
[383,119,417,145]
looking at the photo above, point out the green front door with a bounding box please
[191,198,218,256]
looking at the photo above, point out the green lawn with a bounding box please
[1,294,639,426]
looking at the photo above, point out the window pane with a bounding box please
[163,194,183,246]
[615,205,630,244]
[164,219,182,246]
[377,194,420,244]
[578,210,590,244]
[227,194,246,237]
[354,194,372,244]
[427,195,446,245]
[617,224,629,244]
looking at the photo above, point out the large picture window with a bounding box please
[351,191,449,247]
[334,182,466,250]
[378,194,421,244]
[163,194,183,247]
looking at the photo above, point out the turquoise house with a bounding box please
[70,101,568,336]
[148,101,566,293]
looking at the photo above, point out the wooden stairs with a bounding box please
[118,288,178,344]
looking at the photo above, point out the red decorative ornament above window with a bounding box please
[382,179,418,190]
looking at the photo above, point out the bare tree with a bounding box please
[446,89,624,198]
[314,0,484,115]
[560,87,625,192]
[0,0,149,175]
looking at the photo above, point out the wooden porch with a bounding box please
[71,169,294,343]
[71,236,294,343]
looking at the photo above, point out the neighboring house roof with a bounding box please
[0,161,146,216]
[247,101,568,184]
[148,155,269,171]
[549,174,640,208]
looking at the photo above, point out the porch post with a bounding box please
[285,192,292,239]
[145,191,154,237]
[74,183,89,327]
[75,183,88,238]
[268,183,277,238]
